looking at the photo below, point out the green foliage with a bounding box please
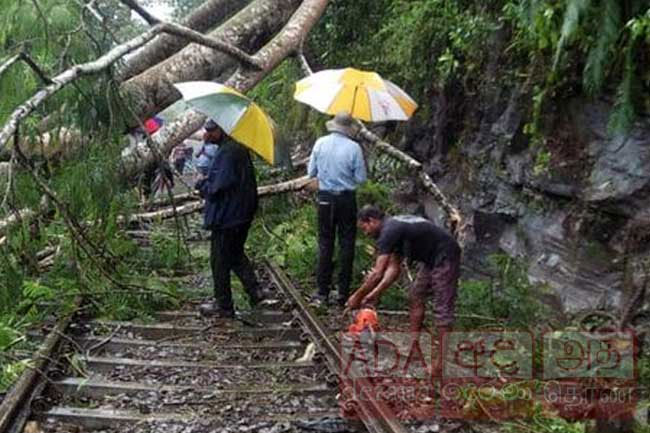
[533,147,551,175]
[504,0,650,135]
[0,323,20,352]
[502,405,585,433]
[608,47,637,134]
[249,196,318,282]
[503,0,560,54]
[303,0,496,122]
[553,0,592,72]
[376,0,495,90]
[356,180,395,213]
[248,61,320,142]
[95,286,177,321]
[457,254,549,329]
[0,359,30,392]
[0,0,98,124]
[147,229,191,271]
[582,0,621,95]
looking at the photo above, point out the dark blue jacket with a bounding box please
[198,139,258,230]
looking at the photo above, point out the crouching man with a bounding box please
[345,205,461,336]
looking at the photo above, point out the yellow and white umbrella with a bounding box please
[174,81,278,165]
[293,68,417,122]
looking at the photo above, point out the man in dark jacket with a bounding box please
[196,120,263,318]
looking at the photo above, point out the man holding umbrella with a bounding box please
[308,112,367,307]
[294,68,418,307]
[174,81,282,317]
[195,119,264,317]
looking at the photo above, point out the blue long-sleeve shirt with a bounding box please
[307,132,367,192]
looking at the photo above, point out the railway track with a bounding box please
[0,261,440,433]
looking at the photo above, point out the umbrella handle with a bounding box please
[351,86,359,117]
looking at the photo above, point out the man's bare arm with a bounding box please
[346,254,391,309]
[361,255,401,306]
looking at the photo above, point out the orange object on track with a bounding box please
[347,308,379,335]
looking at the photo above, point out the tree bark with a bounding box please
[120,175,311,223]
[121,0,330,177]
[354,122,468,244]
[120,0,302,123]
[116,0,252,82]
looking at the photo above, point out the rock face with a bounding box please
[407,92,650,315]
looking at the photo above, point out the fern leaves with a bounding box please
[608,45,637,133]
[583,0,622,95]
[553,0,592,72]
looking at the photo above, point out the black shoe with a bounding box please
[336,293,349,307]
[199,302,234,318]
[248,291,264,309]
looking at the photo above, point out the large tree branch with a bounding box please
[354,122,469,244]
[0,55,20,78]
[0,27,161,149]
[119,0,161,25]
[120,0,301,122]
[121,175,312,224]
[18,52,54,85]
[116,0,251,81]
[153,22,263,70]
[120,0,261,69]
[226,0,329,90]
[0,0,295,150]
[122,0,329,177]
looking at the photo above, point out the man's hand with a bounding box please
[361,290,379,307]
[345,296,361,312]
[194,177,206,191]
[342,290,363,316]
[305,178,319,192]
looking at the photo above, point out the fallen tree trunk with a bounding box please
[121,0,330,178]
[120,0,302,122]
[121,175,311,224]
[115,0,252,82]
[0,0,329,239]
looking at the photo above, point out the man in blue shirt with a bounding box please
[308,112,367,306]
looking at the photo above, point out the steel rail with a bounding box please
[0,297,82,433]
[265,260,409,433]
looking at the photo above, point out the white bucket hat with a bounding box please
[325,111,359,139]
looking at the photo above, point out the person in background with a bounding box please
[195,120,264,318]
[195,120,221,178]
[346,205,461,338]
[170,141,190,174]
[308,111,367,307]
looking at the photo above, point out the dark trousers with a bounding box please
[174,158,186,174]
[316,190,357,299]
[210,222,260,311]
